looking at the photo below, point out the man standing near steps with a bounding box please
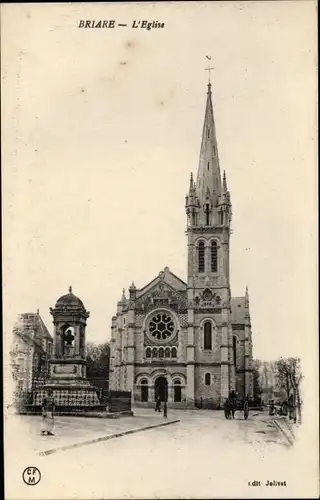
[41,389,55,436]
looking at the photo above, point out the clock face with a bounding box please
[146,310,176,342]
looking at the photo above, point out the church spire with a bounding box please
[196,77,222,222]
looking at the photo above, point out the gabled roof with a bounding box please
[136,267,187,299]
[14,313,52,341]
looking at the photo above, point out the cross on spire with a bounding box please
[205,55,214,84]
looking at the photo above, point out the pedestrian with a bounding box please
[269,400,275,416]
[243,396,249,420]
[41,389,55,436]
[224,399,230,419]
[155,396,161,412]
[229,391,237,419]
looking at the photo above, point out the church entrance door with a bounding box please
[154,376,168,402]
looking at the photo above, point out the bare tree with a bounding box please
[275,357,303,424]
[86,341,110,379]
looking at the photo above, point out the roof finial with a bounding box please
[69,285,72,294]
[205,55,213,90]
[223,170,227,191]
[189,172,194,191]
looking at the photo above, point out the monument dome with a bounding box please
[55,286,84,308]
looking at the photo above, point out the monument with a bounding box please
[34,287,101,410]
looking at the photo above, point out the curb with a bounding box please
[272,420,294,446]
[282,418,296,439]
[38,419,180,456]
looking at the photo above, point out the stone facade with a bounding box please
[11,312,53,393]
[109,83,254,407]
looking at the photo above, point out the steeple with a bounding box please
[196,81,222,217]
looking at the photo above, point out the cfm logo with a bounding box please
[22,467,41,485]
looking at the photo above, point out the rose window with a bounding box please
[148,311,176,341]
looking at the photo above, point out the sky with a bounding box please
[2,1,317,362]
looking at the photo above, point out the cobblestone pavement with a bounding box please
[6,409,313,499]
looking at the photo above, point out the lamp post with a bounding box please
[163,374,168,418]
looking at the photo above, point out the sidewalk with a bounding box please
[4,410,180,457]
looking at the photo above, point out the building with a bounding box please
[109,82,254,407]
[257,360,286,404]
[10,311,53,394]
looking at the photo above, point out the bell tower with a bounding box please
[185,79,234,405]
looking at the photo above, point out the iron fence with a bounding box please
[13,387,131,414]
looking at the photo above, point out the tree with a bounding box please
[252,359,263,403]
[86,341,110,379]
[274,357,303,424]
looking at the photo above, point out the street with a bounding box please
[5,409,313,499]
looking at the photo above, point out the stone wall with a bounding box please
[194,365,221,405]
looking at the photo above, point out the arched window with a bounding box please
[173,380,182,402]
[146,347,151,358]
[165,347,171,358]
[211,241,218,272]
[171,347,177,358]
[159,347,164,358]
[204,322,212,350]
[198,241,205,272]
[233,335,237,367]
[152,347,158,358]
[140,379,148,402]
[205,373,211,386]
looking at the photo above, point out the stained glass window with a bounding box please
[148,312,175,341]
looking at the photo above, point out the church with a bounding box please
[109,81,254,408]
